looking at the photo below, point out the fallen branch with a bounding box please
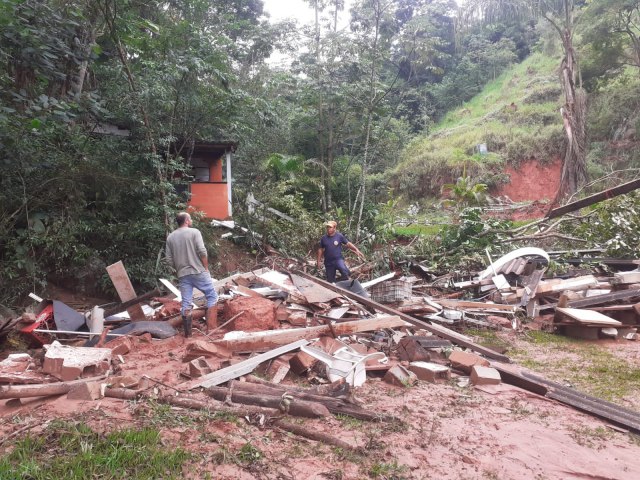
[273,419,362,452]
[0,375,109,399]
[228,380,396,422]
[204,386,330,418]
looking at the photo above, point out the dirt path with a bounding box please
[2,330,639,479]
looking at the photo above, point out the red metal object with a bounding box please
[20,303,55,345]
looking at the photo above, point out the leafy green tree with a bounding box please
[580,0,640,89]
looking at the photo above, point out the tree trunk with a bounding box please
[554,24,587,204]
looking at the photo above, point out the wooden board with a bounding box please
[213,316,409,353]
[436,299,517,312]
[106,261,145,321]
[556,307,622,326]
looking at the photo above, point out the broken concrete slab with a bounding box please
[470,365,501,386]
[105,335,134,356]
[43,341,112,381]
[383,365,418,387]
[183,341,232,362]
[396,337,431,362]
[556,307,622,326]
[408,361,451,382]
[189,356,215,378]
[448,350,490,373]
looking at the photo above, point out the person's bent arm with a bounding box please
[317,248,324,268]
[346,242,365,260]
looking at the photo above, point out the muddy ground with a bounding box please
[2,322,639,480]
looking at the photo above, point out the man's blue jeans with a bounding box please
[178,272,218,315]
[325,258,350,283]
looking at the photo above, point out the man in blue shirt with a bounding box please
[317,220,365,283]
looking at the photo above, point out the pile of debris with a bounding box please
[2,250,640,441]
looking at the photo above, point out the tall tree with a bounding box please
[463,0,587,201]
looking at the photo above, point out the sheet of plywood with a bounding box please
[290,273,341,304]
[106,261,145,321]
[556,307,622,326]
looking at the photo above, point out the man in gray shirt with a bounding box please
[165,212,218,337]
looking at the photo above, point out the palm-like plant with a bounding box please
[441,176,489,208]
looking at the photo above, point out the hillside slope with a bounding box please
[391,52,565,203]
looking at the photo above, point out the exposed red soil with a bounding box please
[494,157,562,203]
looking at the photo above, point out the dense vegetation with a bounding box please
[1,0,639,305]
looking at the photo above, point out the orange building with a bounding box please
[186,141,237,220]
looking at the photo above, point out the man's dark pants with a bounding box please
[325,258,350,283]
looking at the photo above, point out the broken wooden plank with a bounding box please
[361,272,396,289]
[183,339,309,389]
[255,270,307,303]
[555,307,622,326]
[213,316,409,353]
[539,288,640,312]
[435,299,517,312]
[103,288,161,318]
[612,271,640,286]
[546,178,640,219]
[106,261,145,321]
[293,270,510,363]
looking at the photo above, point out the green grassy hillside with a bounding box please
[391,52,565,201]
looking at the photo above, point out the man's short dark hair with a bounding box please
[176,212,190,226]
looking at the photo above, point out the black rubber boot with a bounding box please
[182,313,192,338]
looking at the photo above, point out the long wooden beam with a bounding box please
[293,270,510,362]
[546,178,640,219]
[538,288,640,312]
[211,315,408,353]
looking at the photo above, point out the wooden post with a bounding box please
[106,261,146,321]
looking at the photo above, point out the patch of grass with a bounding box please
[331,446,365,463]
[140,400,197,427]
[367,460,408,479]
[511,332,640,403]
[236,441,263,465]
[569,425,614,449]
[466,328,513,350]
[509,399,533,418]
[0,421,190,479]
[393,224,441,236]
[210,409,241,424]
[335,414,365,430]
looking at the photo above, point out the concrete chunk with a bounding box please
[470,365,501,386]
[105,336,134,356]
[189,356,214,378]
[397,337,431,362]
[408,361,451,383]
[43,341,112,381]
[383,365,418,387]
[449,350,489,373]
[67,382,104,401]
[289,351,318,375]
